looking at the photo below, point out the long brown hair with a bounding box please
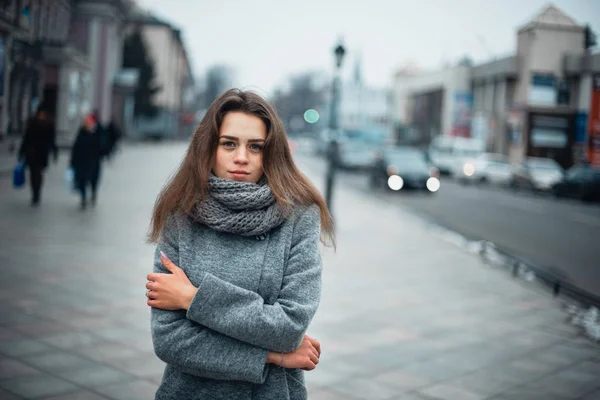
[148,88,335,247]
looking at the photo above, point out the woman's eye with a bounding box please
[222,141,235,148]
[250,144,263,151]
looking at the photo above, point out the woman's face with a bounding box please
[213,112,267,183]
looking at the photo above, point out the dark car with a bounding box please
[551,165,600,202]
[370,146,440,193]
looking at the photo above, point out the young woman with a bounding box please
[145,88,334,399]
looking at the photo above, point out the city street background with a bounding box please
[0,144,599,400]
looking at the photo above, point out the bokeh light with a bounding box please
[388,175,404,191]
[303,109,320,124]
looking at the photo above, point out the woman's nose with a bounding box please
[233,148,249,164]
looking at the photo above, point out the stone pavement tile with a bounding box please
[0,358,43,380]
[332,377,403,400]
[304,359,355,388]
[421,331,487,352]
[101,353,165,380]
[307,387,363,400]
[0,312,39,326]
[372,369,432,391]
[20,351,97,373]
[432,341,520,369]
[93,380,158,400]
[71,342,148,364]
[489,385,573,400]
[417,383,487,400]
[524,367,600,398]
[442,366,537,398]
[534,341,598,366]
[10,320,86,339]
[90,327,149,343]
[38,391,111,400]
[0,388,24,399]
[489,329,567,353]
[0,374,79,399]
[62,316,120,331]
[529,321,581,339]
[580,388,600,400]
[54,365,137,389]
[38,332,105,350]
[399,356,479,382]
[569,359,600,376]
[0,339,55,357]
[0,327,22,341]
[121,334,154,353]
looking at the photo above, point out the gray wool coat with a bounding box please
[151,205,323,400]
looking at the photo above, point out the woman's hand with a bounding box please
[267,336,321,371]
[146,251,198,310]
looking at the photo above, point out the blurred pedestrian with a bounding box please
[144,89,335,399]
[105,120,122,159]
[18,106,58,206]
[70,114,106,210]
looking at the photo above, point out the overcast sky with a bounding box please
[135,0,600,95]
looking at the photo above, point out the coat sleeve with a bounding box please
[49,125,58,161]
[186,206,323,353]
[18,120,32,161]
[151,214,270,384]
[69,130,82,168]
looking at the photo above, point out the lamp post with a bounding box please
[325,40,346,213]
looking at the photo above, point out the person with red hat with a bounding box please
[69,113,107,210]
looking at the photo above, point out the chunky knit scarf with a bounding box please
[193,174,285,237]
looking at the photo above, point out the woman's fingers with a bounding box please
[309,352,319,365]
[145,281,154,290]
[160,251,180,274]
[306,336,321,355]
[310,348,319,359]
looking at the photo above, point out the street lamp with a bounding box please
[325,39,346,213]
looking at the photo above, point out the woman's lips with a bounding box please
[229,171,249,179]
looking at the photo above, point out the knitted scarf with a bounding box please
[193,174,285,237]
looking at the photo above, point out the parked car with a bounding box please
[510,157,564,192]
[428,136,485,176]
[551,165,600,202]
[336,127,387,170]
[370,146,440,193]
[455,153,513,186]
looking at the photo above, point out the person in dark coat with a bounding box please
[105,120,122,159]
[18,108,58,206]
[70,114,106,210]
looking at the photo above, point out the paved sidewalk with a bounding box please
[0,143,598,400]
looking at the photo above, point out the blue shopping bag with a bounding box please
[64,167,77,193]
[13,162,25,189]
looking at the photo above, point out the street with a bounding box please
[299,150,600,299]
[0,143,599,400]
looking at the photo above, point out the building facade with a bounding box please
[126,11,194,139]
[392,5,600,168]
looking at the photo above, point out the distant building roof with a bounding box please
[519,4,582,32]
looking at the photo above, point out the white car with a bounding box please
[456,153,513,186]
[510,157,565,191]
[429,136,485,176]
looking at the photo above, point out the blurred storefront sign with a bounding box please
[507,106,524,144]
[527,112,575,168]
[588,75,600,166]
[451,92,472,137]
[529,74,557,106]
[573,111,589,164]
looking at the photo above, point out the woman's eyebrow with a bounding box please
[219,135,265,143]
